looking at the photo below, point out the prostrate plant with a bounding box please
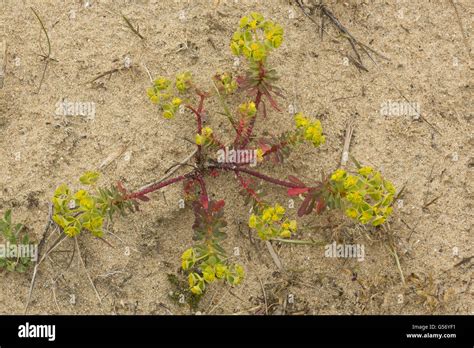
[52,171,136,237]
[0,210,33,273]
[51,13,395,297]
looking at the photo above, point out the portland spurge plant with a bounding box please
[52,13,395,296]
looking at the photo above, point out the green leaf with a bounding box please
[4,210,12,224]
[79,171,100,185]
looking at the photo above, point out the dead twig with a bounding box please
[74,237,102,305]
[294,1,388,71]
[265,241,283,270]
[340,119,354,167]
[384,227,406,286]
[31,7,55,93]
[296,1,440,134]
[257,276,268,315]
[454,256,473,268]
[448,0,472,58]
[50,276,61,312]
[423,196,440,209]
[137,149,197,192]
[122,14,145,40]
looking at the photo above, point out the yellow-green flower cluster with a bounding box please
[248,203,297,240]
[330,167,396,226]
[147,77,171,104]
[195,126,214,146]
[176,72,192,92]
[231,12,284,62]
[181,247,244,295]
[238,101,257,118]
[294,112,326,147]
[52,172,105,237]
[219,72,238,95]
[146,73,192,119]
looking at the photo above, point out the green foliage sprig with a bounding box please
[0,210,33,273]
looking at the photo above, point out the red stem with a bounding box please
[196,176,209,208]
[235,171,261,203]
[263,140,288,158]
[186,92,207,159]
[212,163,304,189]
[237,90,262,148]
[125,172,196,200]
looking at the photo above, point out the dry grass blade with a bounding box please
[31,7,53,93]
[340,119,354,167]
[122,14,145,40]
[265,240,283,270]
[74,237,102,305]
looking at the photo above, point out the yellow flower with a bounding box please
[195,134,203,145]
[343,176,358,189]
[261,208,273,222]
[346,192,363,204]
[176,72,192,92]
[235,264,244,278]
[201,126,213,137]
[331,169,346,182]
[358,166,373,177]
[215,264,227,279]
[64,226,79,237]
[274,204,285,216]
[288,220,297,231]
[359,211,373,224]
[247,102,256,116]
[345,208,358,219]
[146,88,155,98]
[294,113,309,128]
[239,101,257,118]
[304,120,324,147]
[203,266,216,283]
[248,214,258,228]
[163,110,174,119]
[154,77,170,90]
[74,189,88,200]
[250,42,266,61]
[280,229,291,238]
[172,97,182,106]
[80,197,94,210]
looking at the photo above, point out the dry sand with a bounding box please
[0,0,472,314]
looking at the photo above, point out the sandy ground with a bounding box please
[0,0,472,315]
